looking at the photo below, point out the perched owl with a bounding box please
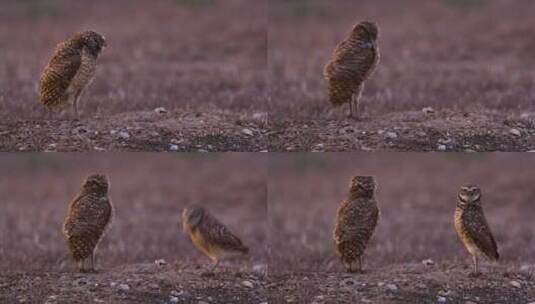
[182,205,249,271]
[63,174,113,272]
[39,30,106,118]
[334,176,379,273]
[323,21,380,119]
[454,185,499,276]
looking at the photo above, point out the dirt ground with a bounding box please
[268,153,535,303]
[0,0,267,152]
[268,0,535,151]
[0,154,267,303]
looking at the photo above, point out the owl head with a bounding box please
[457,184,482,208]
[82,174,109,194]
[78,31,107,57]
[353,21,379,41]
[182,205,205,230]
[349,175,376,198]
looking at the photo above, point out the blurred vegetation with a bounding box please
[0,0,62,19]
[174,0,216,7]
[440,0,488,8]
[269,0,327,19]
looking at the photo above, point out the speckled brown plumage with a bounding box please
[334,176,379,273]
[182,205,249,270]
[324,21,380,118]
[39,31,106,117]
[454,185,499,275]
[63,174,112,272]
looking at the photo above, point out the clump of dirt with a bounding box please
[0,109,268,152]
[267,263,535,304]
[268,110,535,151]
[0,262,268,304]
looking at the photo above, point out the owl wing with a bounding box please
[63,194,112,237]
[334,198,379,244]
[337,41,377,82]
[39,44,82,105]
[199,215,248,253]
[463,208,499,260]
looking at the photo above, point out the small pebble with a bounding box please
[422,107,435,114]
[509,128,521,136]
[241,280,254,288]
[242,128,254,136]
[437,296,447,303]
[437,144,447,151]
[170,296,179,303]
[422,259,435,266]
[510,280,521,288]
[169,144,179,151]
[118,283,130,291]
[385,132,398,139]
[154,107,168,114]
[386,284,398,291]
[155,259,167,266]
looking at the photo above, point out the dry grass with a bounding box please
[268,0,535,119]
[0,153,267,272]
[0,0,266,120]
[268,153,535,273]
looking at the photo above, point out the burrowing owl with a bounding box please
[323,21,380,119]
[182,205,249,271]
[40,31,106,118]
[454,185,499,275]
[63,174,113,272]
[334,176,379,273]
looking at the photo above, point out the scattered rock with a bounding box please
[241,280,254,288]
[509,280,521,288]
[169,296,179,303]
[117,131,130,139]
[437,144,447,151]
[437,296,447,303]
[422,107,435,114]
[154,107,168,114]
[118,283,130,291]
[242,128,254,136]
[385,131,398,139]
[422,259,435,266]
[509,128,521,136]
[170,290,182,297]
[386,283,398,291]
[154,259,167,266]
[169,144,179,151]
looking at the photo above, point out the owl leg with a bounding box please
[90,252,95,272]
[72,91,82,118]
[470,255,480,277]
[210,258,220,272]
[348,96,354,118]
[353,85,363,120]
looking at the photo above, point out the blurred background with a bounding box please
[268,153,535,273]
[0,153,267,272]
[269,0,535,118]
[0,0,266,119]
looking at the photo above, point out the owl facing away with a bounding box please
[182,205,249,271]
[334,176,380,273]
[63,174,113,272]
[323,21,380,119]
[454,185,499,276]
[39,30,106,118]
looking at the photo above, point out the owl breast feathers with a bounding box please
[334,197,379,263]
[455,205,499,261]
[324,21,379,107]
[39,31,106,110]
